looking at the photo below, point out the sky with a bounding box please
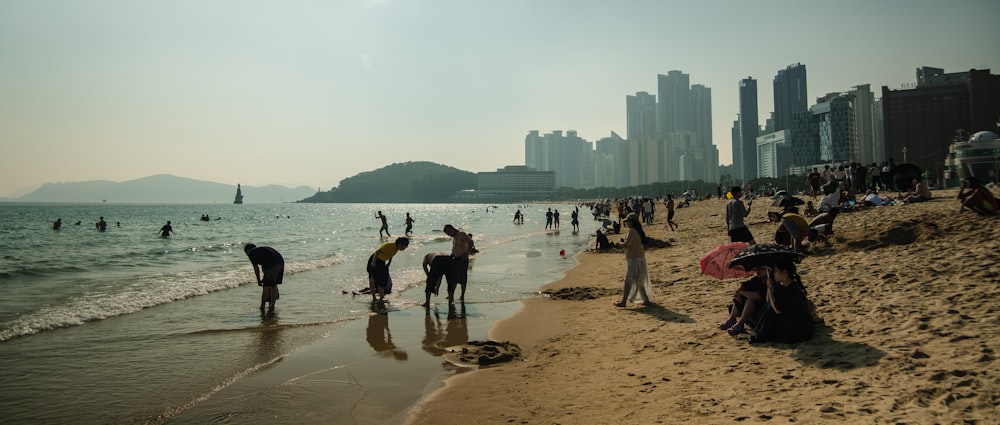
[2,0,999,197]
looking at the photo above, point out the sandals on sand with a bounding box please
[613,302,626,307]
[719,319,736,330]
[727,324,746,335]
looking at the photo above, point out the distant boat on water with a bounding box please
[234,184,244,204]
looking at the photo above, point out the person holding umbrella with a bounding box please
[730,244,815,343]
[748,258,815,344]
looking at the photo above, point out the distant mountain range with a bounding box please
[5,174,316,204]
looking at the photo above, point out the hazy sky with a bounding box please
[2,0,998,197]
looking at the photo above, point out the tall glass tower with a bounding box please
[773,63,808,132]
[738,77,760,182]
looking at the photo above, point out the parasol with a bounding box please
[729,243,806,270]
[700,242,755,280]
[888,163,922,192]
[771,196,805,208]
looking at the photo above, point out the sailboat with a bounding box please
[234,184,244,204]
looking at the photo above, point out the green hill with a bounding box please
[298,161,476,203]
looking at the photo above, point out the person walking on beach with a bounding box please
[614,214,652,307]
[725,186,755,245]
[513,209,523,224]
[243,243,285,311]
[665,194,678,231]
[545,208,553,229]
[404,212,415,236]
[367,237,410,302]
[570,208,580,232]
[376,211,391,238]
[553,209,561,229]
[443,224,473,303]
[158,221,174,238]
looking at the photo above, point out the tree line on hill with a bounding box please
[298,162,818,203]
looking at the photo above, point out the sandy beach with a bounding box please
[407,188,1000,424]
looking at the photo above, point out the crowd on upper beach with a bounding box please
[577,165,998,346]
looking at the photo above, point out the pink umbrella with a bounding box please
[700,242,755,280]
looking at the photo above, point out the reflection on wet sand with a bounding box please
[366,303,408,361]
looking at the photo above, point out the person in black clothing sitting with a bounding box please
[748,259,815,344]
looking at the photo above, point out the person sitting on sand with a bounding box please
[802,201,818,217]
[748,260,815,344]
[594,229,613,251]
[904,178,932,203]
[719,267,767,335]
[958,177,998,215]
[817,183,842,213]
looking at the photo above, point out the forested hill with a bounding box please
[298,161,476,203]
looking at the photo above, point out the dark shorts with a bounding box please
[728,226,754,243]
[367,254,390,289]
[448,258,470,293]
[425,255,453,294]
[262,264,284,286]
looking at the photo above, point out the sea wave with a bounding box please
[0,254,346,342]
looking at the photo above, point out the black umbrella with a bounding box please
[771,196,805,208]
[729,243,805,271]
[888,163,922,192]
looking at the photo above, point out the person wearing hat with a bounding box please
[775,201,809,253]
[725,186,755,244]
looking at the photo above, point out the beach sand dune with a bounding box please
[408,188,1000,424]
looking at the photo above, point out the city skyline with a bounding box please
[2,0,999,197]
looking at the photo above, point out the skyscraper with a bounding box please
[849,84,877,165]
[657,70,692,137]
[691,84,713,148]
[626,92,657,140]
[773,63,808,132]
[738,77,760,182]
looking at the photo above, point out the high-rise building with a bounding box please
[731,117,742,177]
[691,84,713,149]
[813,93,856,163]
[756,130,791,178]
[849,84,877,165]
[738,77,760,182]
[657,71,692,137]
[773,63,809,132]
[524,130,592,189]
[626,92,657,140]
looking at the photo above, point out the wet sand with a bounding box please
[406,187,1000,424]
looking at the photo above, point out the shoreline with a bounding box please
[407,189,1000,424]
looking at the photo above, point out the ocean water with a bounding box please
[0,203,597,424]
